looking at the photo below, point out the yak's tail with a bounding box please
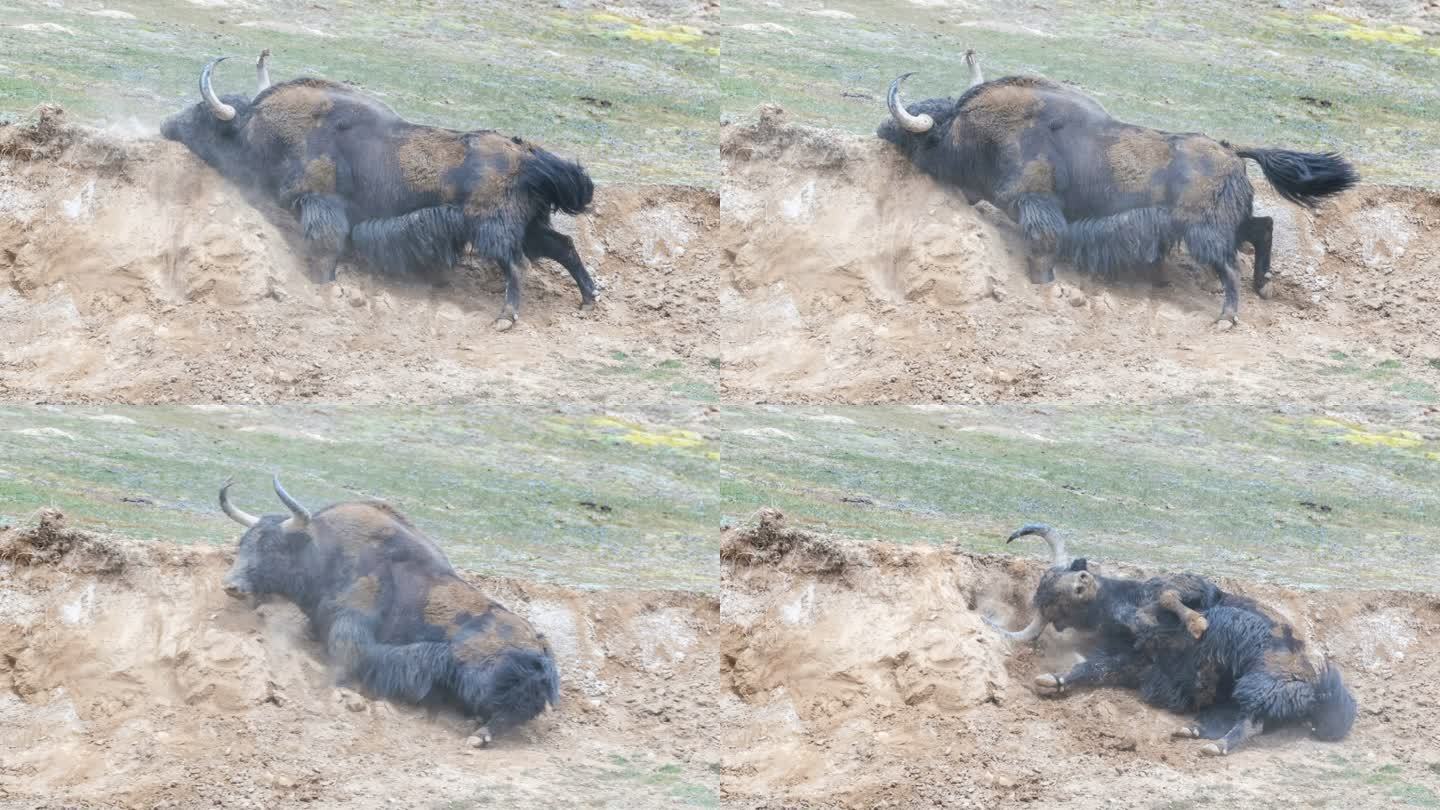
[519,149,594,216]
[454,646,561,736]
[349,205,469,276]
[1058,207,1175,279]
[1309,662,1357,742]
[1233,146,1358,208]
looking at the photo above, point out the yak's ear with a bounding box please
[1069,557,1090,571]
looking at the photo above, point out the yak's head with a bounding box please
[218,475,313,601]
[161,53,272,178]
[876,51,984,154]
[985,524,1104,641]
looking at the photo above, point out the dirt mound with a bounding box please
[0,112,719,405]
[0,511,719,809]
[720,511,1440,808]
[718,106,1440,406]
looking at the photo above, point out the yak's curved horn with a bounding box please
[256,48,272,94]
[200,57,237,121]
[1007,523,1068,566]
[887,73,934,134]
[984,613,1047,642]
[273,475,311,529]
[964,49,984,89]
[219,478,259,528]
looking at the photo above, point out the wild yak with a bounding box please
[879,53,1359,323]
[989,523,1356,755]
[162,51,597,330]
[219,477,559,743]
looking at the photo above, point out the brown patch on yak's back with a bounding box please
[455,610,544,664]
[341,574,381,612]
[257,85,336,144]
[960,85,1044,142]
[1017,157,1055,194]
[397,129,469,194]
[461,132,526,217]
[302,157,337,194]
[1176,136,1243,213]
[423,578,498,632]
[1108,128,1173,195]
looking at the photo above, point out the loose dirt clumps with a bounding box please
[721,511,1440,808]
[0,511,719,809]
[0,113,719,405]
[719,106,1440,406]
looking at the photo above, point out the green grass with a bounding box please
[713,403,1440,591]
[721,0,1440,188]
[0,403,717,592]
[0,0,717,186]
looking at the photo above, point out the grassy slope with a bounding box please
[0,403,718,592]
[0,0,717,186]
[721,0,1440,187]
[716,403,1440,591]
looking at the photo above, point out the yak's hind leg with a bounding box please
[1184,223,1241,324]
[523,221,597,310]
[1173,702,1246,741]
[1034,646,1142,696]
[295,194,350,283]
[1014,194,1066,284]
[1238,215,1274,298]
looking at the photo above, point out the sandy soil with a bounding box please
[720,510,1440,809]
[0,108,719,405]
[719,106,1440,406]
[0,510,720,809]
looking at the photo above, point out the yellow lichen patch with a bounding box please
[1309,12,1350,25]
[1339,429,1424,449]
[623,24,704,45]
[585,416,708,450]
[1342,24,1423,45]
[1307,417,1426,449]
[589,11,631,25]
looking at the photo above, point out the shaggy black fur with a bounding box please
[220,488,559,738]
[878,73,1359,322]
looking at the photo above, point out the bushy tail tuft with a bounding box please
[519,149,594,216]
[1310,663,1357,742]
[350,205,469,276]
[1235,147,1358,208]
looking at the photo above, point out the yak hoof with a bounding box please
[1187,615,1209,639]
[1256,283,1274,300]
[579,300,596,313]
[1212,314,1238,331]
[1200,742,1226,757]
[1172,725,1201,739]
[493,316,517,332]
[1033,673,1064,695]
[467,726,493,748]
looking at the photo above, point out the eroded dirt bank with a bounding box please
[0,511,719,809]
[720,511,1440,809]
[0,109,719,405]
[719,106,1440,406]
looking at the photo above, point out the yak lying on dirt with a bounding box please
[219,477,559,742]
[879,54,1359,323]
[989,524,1356,755]
[162,51,597,330]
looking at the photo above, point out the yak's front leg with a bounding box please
[295,193,350,283]
[1014,193,1066,285]
[1176,709,1262,756]
[1035,648,1142,696]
